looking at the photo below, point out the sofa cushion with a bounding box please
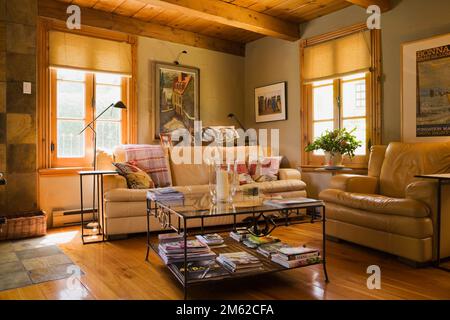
[105,180,307,203]
[325,202,433,239]
[319,189,430,218]
[112,162,155,189]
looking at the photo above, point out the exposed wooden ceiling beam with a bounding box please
[137,0,300,41]
[38,0,245,56]
[345,0,391,12]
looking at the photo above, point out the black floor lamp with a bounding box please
[80,101,127,170]
[79,101,127,233]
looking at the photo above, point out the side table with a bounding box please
[415,173,450,272]
[79,170,117,244]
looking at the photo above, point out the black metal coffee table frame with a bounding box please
[145,196,329,299]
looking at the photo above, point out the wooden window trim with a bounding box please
[300,23,382,169]
[37,17,138,171]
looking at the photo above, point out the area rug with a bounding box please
[0,236,83,292]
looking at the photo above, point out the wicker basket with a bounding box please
[0,211,47,240]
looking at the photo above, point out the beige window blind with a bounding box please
[49,31,132,75]
[303,31,371,83]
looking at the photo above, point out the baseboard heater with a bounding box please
[52,208,97,227]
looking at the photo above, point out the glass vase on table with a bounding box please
[208,160,237,205]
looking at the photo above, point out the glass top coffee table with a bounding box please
[145,192,329,299]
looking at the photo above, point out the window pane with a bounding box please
[313,121,334,155]
[96,121,121,153]
[343,79,366,118]
[95,73,122,85]
[57,69,85,82]
[313,85,334,120]
[343,118,366,156]
[95,84,122,120]
[57,81,85,119]
[57,120,85,158]
[342,73,366,81]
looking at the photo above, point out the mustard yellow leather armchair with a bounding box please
[319,142,450,263]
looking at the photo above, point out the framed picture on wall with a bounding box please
[401,33,450,142]
[254,82,287,123]
[154,62,200,139]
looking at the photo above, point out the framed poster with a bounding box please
[401,33,450,142]
[254,82,287,123]
[154,62,200,139]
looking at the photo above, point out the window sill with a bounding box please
[39,167,94,177]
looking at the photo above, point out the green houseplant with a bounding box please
[305,128,362,166]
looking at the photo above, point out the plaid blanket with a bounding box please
[121,145,172,188]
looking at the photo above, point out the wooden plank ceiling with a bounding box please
[41,0,385,55]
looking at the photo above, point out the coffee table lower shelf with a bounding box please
[149,236,323,288]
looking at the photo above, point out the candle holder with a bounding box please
[208,161,237,204]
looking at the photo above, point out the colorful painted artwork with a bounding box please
[255,82,287,123]
[155,63,199,138]
[416,44,450,137]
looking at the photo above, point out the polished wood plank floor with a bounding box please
[1,224,449,300]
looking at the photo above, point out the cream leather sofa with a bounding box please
[319,142,450,263]
[98,145,307,236]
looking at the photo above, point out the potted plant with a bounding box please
[305,128,362,167]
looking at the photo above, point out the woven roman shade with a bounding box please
[303,31,371,83]
[49,31,132,75]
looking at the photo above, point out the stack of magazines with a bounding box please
[271,246,321,268]
[216,252,263,274]
[148,188,184,203]
[256,242,291,258]
[158,239,216,265]
[229,228,250,242]
[195,234,225,247]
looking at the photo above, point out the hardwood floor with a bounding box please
[1,224,450,300]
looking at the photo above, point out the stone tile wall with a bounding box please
[0,0,38,214]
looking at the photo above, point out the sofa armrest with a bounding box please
[329,174,378,194]
[104,174,127,194]
[405,181,438,218]
[278,168,301,180]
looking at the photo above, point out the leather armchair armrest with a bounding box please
[278,168,301,180]
[329,174,378,194]
[103,174,127,194]
[405,180,438,218]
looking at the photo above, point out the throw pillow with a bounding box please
[113,162,155,189]
[236,162,255,185]
[248,156,283,183]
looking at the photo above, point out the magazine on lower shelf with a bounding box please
[256,242,291,258]
[271,254,321,268]
[172,260,230,280]
[216,252,263,273]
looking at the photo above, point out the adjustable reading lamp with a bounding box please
[79,101,127,170]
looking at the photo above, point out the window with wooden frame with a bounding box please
[50,69,130,167]
[37,18,137,171]
[300,24,382,169]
